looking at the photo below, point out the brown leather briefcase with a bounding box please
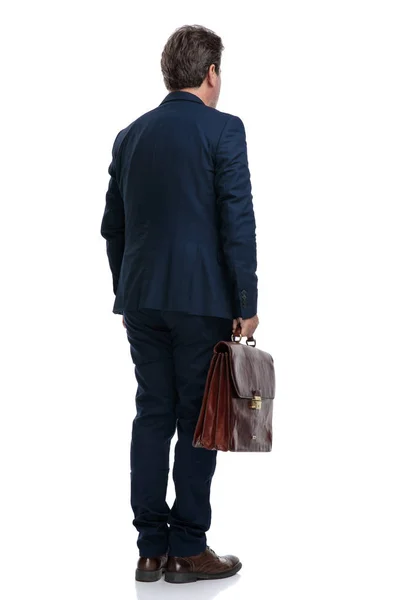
[193,330,275,452]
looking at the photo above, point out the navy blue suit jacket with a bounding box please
[101,91,257,320]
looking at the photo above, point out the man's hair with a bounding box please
[161,25,224,91]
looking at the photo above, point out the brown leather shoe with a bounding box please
[135,553,168,582]
[165,546,242,584]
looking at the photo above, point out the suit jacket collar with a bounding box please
[160,91,205,106]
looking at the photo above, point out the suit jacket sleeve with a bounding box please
[100,132,125,295]
[215,115,258,319]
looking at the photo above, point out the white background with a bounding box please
[1,1,399,598]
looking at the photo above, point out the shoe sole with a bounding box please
[135,568,165,582]
[164,561,242,584]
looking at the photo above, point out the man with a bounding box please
[101,24,259,584]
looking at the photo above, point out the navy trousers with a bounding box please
[123,308,232,558]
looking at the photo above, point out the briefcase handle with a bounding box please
[231,325,256,347]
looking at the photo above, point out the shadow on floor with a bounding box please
[135,571,242,600]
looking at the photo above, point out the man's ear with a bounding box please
[207,64,217,86]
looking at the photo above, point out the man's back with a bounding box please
[101,91,258,320]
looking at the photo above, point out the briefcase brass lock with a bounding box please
[249,395,262,410]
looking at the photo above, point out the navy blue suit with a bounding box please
[101,90,257,320]
[101,91,258,557]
